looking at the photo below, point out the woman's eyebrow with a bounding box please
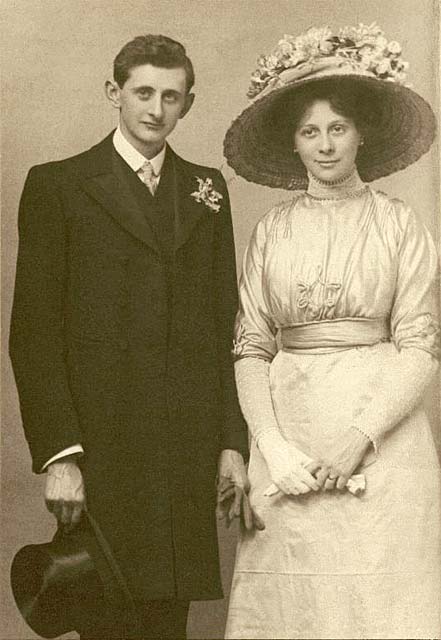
[299,118,349,127]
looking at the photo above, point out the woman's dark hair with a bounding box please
[113,34,195,92]
[288,79,382,138]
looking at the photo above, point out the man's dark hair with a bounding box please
[113,34,195,92]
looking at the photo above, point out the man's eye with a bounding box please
[163,94,179,103]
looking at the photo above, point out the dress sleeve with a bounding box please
[390,204,440,358]
[233,217,278,361]
[351,204,440,446]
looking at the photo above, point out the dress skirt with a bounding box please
[225,343,441,639]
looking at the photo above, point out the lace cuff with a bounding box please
[394,313,440,359]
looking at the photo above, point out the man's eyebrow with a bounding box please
[132,85,183,95]
[132,85,154,92]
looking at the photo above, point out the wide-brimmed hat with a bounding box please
[224,24,436,189]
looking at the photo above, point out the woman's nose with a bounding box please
[318,133,334,154]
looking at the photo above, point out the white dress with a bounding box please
[226,181,441,640]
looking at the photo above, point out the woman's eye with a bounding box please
[301,128,316,137]
[332,124,345,134]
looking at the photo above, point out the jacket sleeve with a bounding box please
[212,171,249,461]
[9,165,82,472]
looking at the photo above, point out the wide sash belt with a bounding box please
[281,317,390,352]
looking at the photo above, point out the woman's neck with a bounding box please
[306,168,366,200]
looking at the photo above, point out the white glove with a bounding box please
[257,429,320,495]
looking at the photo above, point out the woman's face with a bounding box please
[293,99,362,183]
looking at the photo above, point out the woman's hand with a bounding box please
[316,427,371,490]
[258,430,320,495]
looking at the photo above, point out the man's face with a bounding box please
[106,64,194,157]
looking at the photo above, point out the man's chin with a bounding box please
[133,132,168,152]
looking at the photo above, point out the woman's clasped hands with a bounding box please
[258,429,321,495]
[260,427,371,496]
[314,427,371,491]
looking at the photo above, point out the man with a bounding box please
[10,34,260,639]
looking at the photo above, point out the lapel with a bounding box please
[77,133,160,255]
[169,148,208,253]
[75,134,208,255]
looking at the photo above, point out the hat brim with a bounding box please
[224,74,436,189]
[11,527,108,638]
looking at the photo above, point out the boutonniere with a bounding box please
[191,177,223,213]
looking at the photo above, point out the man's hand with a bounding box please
[45,456,85,528]
[216,449,265,531]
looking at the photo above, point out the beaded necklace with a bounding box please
[306,168,368,201]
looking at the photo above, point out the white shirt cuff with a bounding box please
[41,444,84,471]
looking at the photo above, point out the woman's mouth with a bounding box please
[316,159,340,167]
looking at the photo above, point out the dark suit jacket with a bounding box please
[9,133,248,601]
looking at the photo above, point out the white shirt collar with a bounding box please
[113,126,166,177]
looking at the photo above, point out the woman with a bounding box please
[223,24,440,639]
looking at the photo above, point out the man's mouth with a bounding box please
[143,122,163,130]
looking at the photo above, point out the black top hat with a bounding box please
[11,522,109,638]
[11,511,141,639]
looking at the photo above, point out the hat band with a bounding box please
[254,57,378,101]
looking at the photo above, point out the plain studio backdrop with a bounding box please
[1,1,439,638]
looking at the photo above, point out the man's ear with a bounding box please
[105,80,121,110]
[180,93,195,119]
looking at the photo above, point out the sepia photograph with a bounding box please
[1,1,440,638]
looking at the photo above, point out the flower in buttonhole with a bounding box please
[191,177,223,213]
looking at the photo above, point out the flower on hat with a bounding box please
[387,41,402,55]
[191,177,223,213]
[247,23,409,99]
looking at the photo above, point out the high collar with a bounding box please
[113,126,166,176]
[306,168,367,201]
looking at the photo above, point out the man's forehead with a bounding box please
[126,63,187,90]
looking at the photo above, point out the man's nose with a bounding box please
[148,94,164,120]
[318,133,334,154]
